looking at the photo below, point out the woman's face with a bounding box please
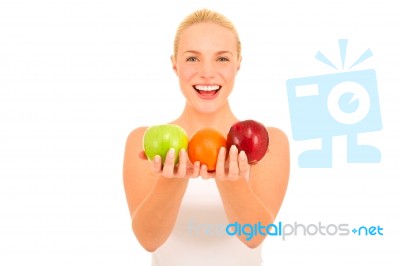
[172,22,241,114]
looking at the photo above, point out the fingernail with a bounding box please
[154,155,161,164]
[239,151,246,161]
[168,148,175,158]
[230,145,237,154]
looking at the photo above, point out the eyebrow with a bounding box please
[182,50,234,56]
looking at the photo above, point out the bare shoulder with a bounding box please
[250,126,290,170]
[266,127,289,149]
[124,126,149,173]
[125,127,148,148]
[261,126,290,172]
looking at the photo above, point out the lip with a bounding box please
[193,84,222,100]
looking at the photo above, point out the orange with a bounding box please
[188,128,227,172]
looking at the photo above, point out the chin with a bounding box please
[193,101,224,114]
[183,88,230,114]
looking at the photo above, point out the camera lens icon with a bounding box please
[327,81,371,125]
[286,69,382,168]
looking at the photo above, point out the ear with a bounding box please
[171,55,178,76]
[236,56,242,72]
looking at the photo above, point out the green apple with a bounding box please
[143,124,188,165]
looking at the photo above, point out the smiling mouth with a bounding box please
[193,85,221,97]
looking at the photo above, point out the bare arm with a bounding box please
[123,127,200,252]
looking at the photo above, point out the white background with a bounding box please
[1,0,400,265]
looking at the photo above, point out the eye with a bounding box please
[186,56,198,62]
[217,57,230,62]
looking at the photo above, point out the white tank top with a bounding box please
[151,177,262,266]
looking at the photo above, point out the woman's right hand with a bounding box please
[128,129,196,251]
[140,148,201,179]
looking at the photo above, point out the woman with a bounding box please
[123,9,290,266]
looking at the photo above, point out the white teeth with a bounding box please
[194,85,220,91]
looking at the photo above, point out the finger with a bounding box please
[152,155,162,173]
[238,151,250,179]
[200,164,209,179]
[216,147,226,179]
[177,149,187,178]
[191,161,201,178]
[162,148,176,178]
[228,145,240,180]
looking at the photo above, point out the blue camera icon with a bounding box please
[287,69,382,168]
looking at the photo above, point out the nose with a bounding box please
[199,61,216,79]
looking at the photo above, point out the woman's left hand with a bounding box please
[199,145,250,180]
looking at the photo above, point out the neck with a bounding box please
[173,102,238,136]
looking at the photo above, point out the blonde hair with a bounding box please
[173,9,241,59]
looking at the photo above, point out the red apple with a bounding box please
[226,120,269,164]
